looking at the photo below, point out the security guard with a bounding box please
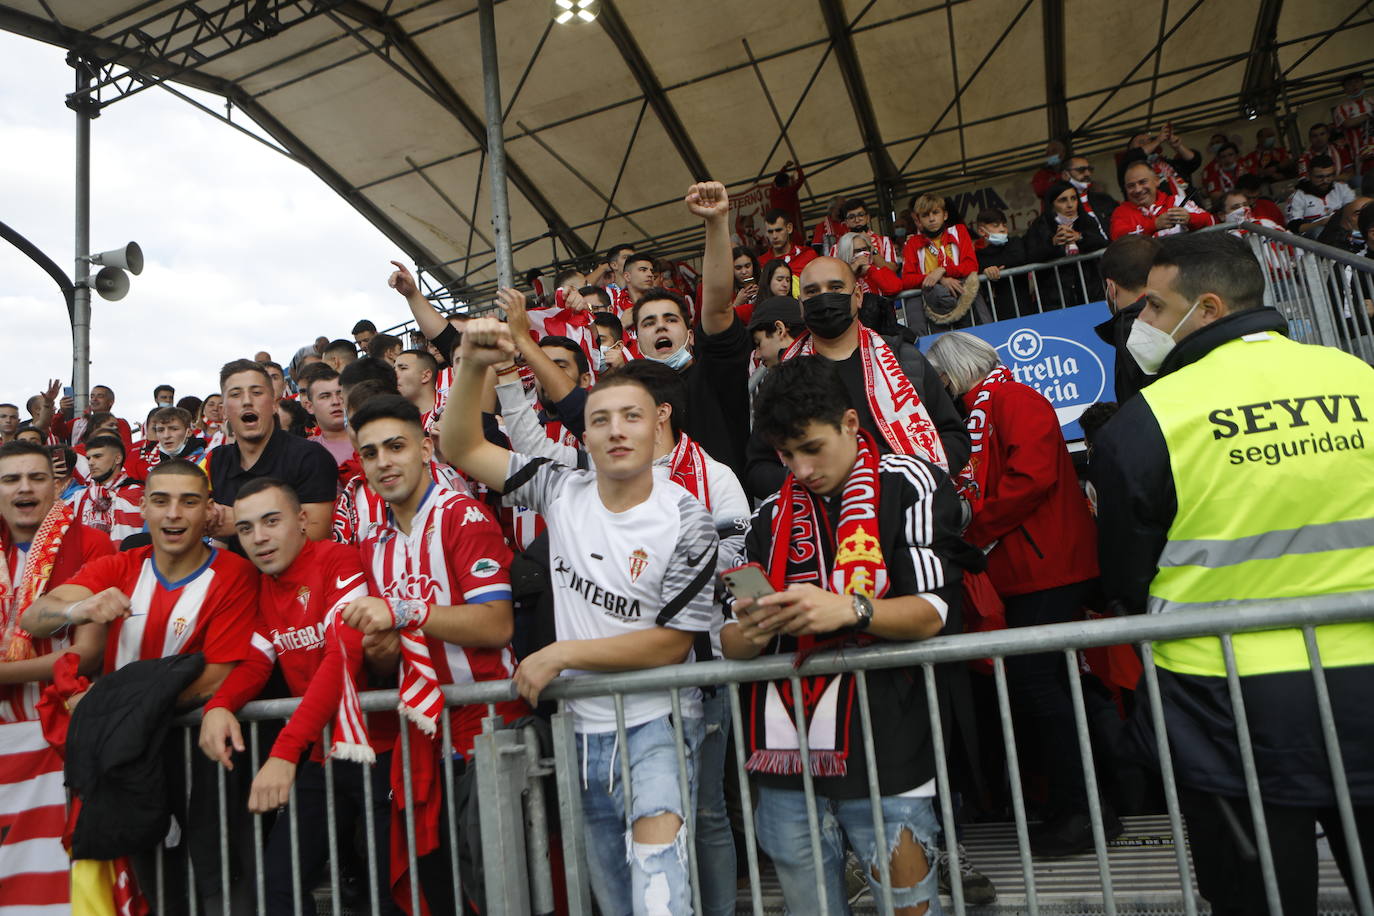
[1093,232,1374,916]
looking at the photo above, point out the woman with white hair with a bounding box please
[836,230,902,297]
[925,331,1108,858]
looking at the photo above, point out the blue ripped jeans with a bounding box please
[755,786,944,915]
[578,715,704,915]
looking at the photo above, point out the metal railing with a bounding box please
[1237,222,1374,359]
[157,592,1374,915]
[896,246,1109,325]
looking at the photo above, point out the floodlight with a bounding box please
[554,0,596,23]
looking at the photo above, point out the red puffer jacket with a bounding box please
[961,382,1098,597]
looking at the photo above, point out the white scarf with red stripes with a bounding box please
[783,328,949,470]
[666,434,711,509]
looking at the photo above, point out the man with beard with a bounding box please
[205,359,336,546]
[71,435,145,544]
[0,441,113,916]
[1287,155,1356,237]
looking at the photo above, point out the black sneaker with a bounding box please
[936,842,997,904]
[1031,808,1124,858]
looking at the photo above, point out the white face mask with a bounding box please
[1069,177,1090,190]
[986,232,1008,245]
[1126,299,1202,374]
[645,344,692,371]
[1225,206,1250,225]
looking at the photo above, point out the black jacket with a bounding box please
[66,653,206,859]
[1023,211,1109,309]
[744,333,972,498]
[1093,296,1152,404]
[975,238,1033,321]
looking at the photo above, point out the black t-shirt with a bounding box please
[743,453,969,798]
[682,316,753,478]
[208,430,337,508]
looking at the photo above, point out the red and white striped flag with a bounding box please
[0,719,69,915]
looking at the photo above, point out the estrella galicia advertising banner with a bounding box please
[919,301,1117,441]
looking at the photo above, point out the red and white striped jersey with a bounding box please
[0,719,69,914]
[1334,95,1374,157]
[357,484,516,696]
[66,545,257,673]
[332,461,469,546]
[69,474,144,544]
[432,365,454,421]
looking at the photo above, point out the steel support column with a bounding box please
[478,0,514,289]
[596,0,709,181]
[817,0,901,225]
[1042,0,1069,144]
[71,56,96,413]
[1240,0,1285,116]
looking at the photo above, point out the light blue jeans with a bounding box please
[694,691,737,916]
[578,715,704,916]
[754,785,944,915]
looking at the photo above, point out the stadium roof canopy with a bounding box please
[2,0,1371,301]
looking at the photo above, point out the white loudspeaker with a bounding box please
[89,241,143,276]
[93,266,130,301]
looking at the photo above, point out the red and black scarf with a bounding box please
[745,431,885,777]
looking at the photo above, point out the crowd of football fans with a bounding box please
[1,75,1373,916]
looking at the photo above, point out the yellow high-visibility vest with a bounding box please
[1141,329,1374,677]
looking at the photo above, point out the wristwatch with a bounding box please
[851,594,874,630]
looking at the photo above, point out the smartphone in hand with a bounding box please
[721,563,775,603]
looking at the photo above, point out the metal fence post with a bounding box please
[1299,255,1344,348]
[473,727,533,914]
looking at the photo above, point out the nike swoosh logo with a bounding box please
[685,546,711,568]
[335,573,364,591]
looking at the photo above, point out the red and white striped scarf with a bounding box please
[0,502,74,662]
[666,434,711,509]
[783,328,949,470]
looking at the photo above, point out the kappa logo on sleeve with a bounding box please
[470,558,502,578]
[461,506,488,526]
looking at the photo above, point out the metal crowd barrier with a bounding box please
[159,592,1374,916]
[895,247,1109,323]
[1235,223,1374,360]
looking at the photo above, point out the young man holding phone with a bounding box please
[723,356,974,914]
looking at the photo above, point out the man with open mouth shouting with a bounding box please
[204,359,339,551]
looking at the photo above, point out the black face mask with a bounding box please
[802,292,855,339]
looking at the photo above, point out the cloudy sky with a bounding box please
[0,31,415,424]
